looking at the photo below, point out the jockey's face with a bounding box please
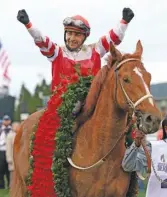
[65,30,86,50]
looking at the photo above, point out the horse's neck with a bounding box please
[95,79,127,138]
[94,82,127,160]
[110,105,127,137]
[88,80,127,157]
[73,76,128,164]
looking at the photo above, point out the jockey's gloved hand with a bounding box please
[72,100,83,117]
[122,8,134,23]
[17,9,30,25]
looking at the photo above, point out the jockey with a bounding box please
[17,8,134,115]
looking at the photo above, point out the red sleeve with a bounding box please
[26,22,59,61]
[95,19,128,58]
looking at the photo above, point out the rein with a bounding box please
[67,58,152,176]
[68,117,136,170]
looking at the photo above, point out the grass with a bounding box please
[0,190,146,197]
[0,189,9,197]
[138,191,146,197]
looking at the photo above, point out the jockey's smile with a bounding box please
[65,30,86,51]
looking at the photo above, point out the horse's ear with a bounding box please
[134,40,143,58]
[109,42,122,61]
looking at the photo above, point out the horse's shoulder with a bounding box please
[20,109,44,137]
[23,109,44,124]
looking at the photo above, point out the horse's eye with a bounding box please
[123,77,131,83]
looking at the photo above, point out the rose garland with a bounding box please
[52,75,93,197]
[25,74,93,197]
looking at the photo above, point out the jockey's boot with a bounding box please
[72,100,83,117]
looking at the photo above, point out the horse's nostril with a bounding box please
[145,115,152,123]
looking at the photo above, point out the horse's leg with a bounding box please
[10,123,27,197]
[105,170,130,197]
[10,162,26,197]
[10,110,44,197]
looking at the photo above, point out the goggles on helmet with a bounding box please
[63,17,90,36]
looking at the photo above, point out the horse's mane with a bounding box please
[84,66,109,112]
[75,52,143,128]
[75,65,110,127]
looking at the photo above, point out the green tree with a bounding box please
[14,103,21,121]
[28,91,43,114]
[13,79,51,121]
[19,84,32,113]
[14,84,32,121]
[40,79,51,96]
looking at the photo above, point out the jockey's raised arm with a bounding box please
[94,19,128,58]
[92,8,134,58]
[17,9,58,59]
[26,23,58,59]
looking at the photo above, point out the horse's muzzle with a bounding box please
[136,112,161,134]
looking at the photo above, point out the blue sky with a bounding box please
[0,0,167,96]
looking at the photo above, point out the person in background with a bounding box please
[6,122,20,187]
[0,120,2,128]
[160,102,167,119]
[157,118,167,140]
[156,102,167,140]
[122,129,151,195]
[122,129,151,177]
[146,118,167,197]
[0,115,12,189]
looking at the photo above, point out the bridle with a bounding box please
[114,58,153,114]
[67,58,153,175]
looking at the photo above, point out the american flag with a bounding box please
[0,40,11,86]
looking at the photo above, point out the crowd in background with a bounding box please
[0,115,23,189]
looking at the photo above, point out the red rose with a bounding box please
[27,185,33,191]
[81,67,89,77]
[61,79,69,85]
[71,74,79,83]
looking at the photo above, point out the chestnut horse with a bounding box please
[11,41,161,197]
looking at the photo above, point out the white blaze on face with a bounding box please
[133,67,154,106]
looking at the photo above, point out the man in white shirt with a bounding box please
[146,118,167,197]
[0,115,12,189]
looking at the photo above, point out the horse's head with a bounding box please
[108,40,161,134]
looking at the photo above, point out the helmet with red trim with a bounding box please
[63,15,90,37]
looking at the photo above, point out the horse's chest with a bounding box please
[70,168,130,197]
